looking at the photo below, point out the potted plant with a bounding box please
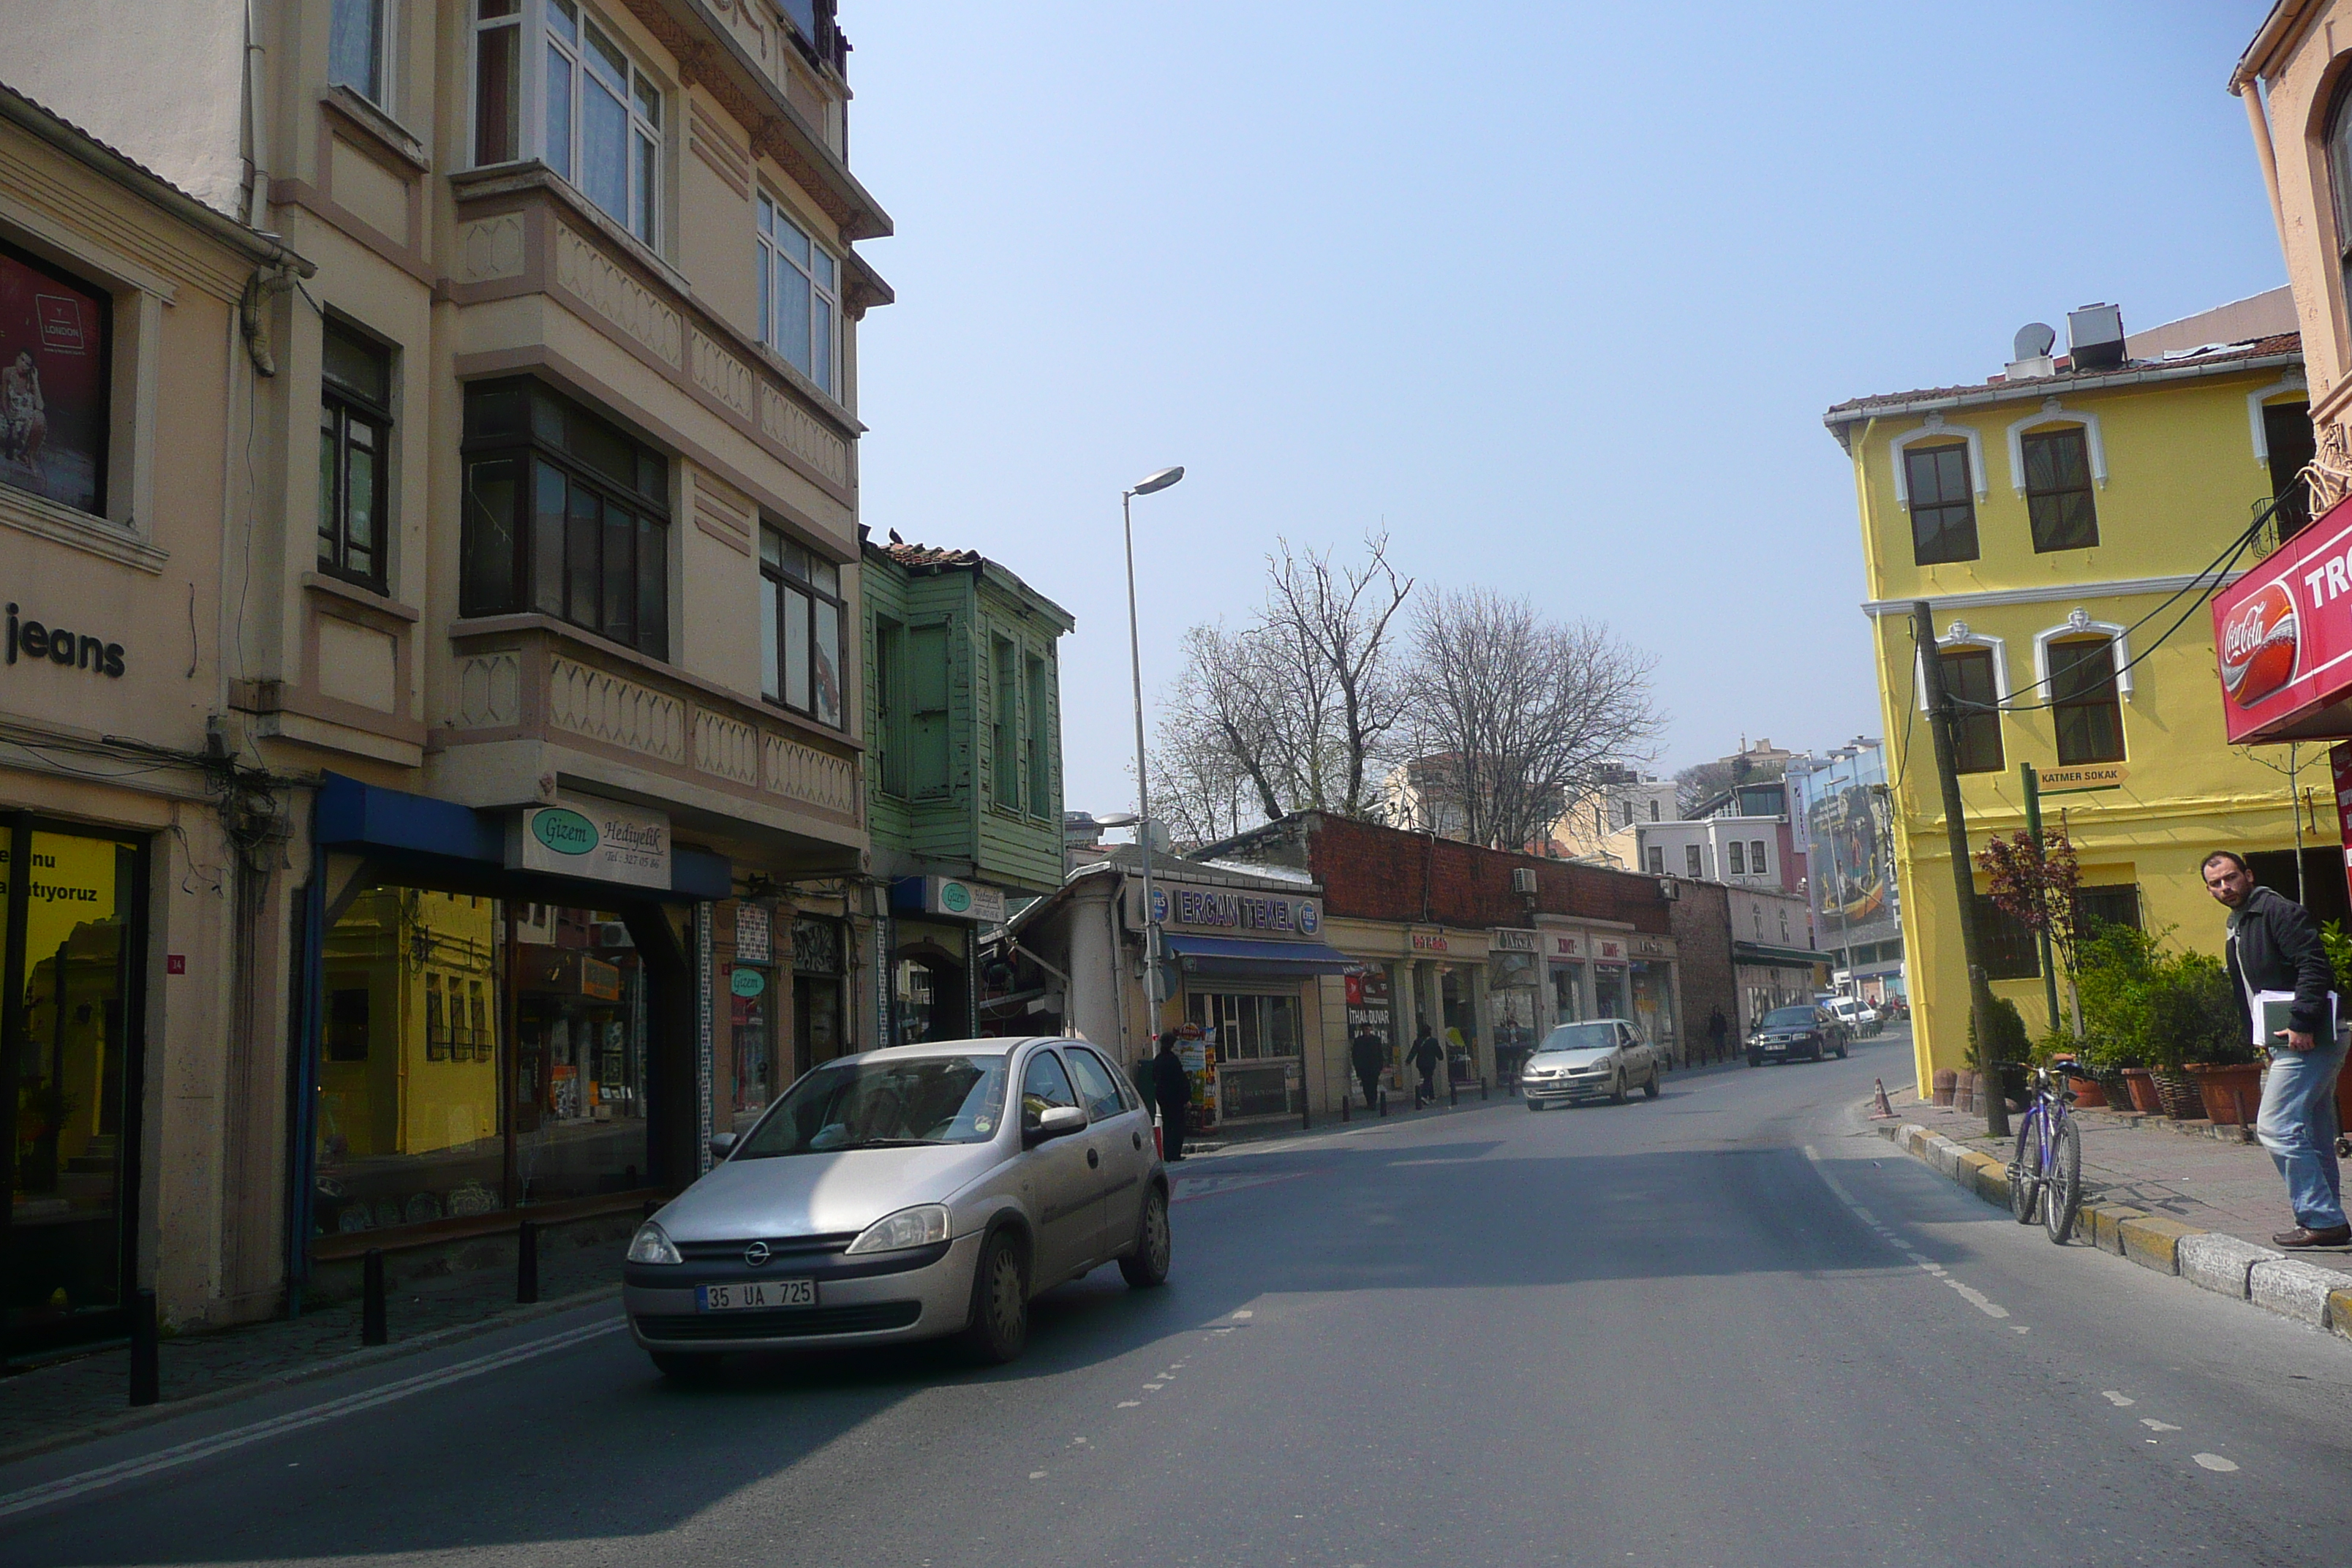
[2076,923,2166,1114]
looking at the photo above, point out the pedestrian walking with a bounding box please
[1349,1026,1385,1109]
[1409,1024,1442,1109]
[2202,850,2349,1248]
[1151,1031,1193,1163]
[1706,1005,1728,1063]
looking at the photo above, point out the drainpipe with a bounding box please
[244,0,271,229]
[2239,78,2290,265]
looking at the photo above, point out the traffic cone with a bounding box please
[1872,1078,1897,1119]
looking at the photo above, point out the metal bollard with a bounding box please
[128,1286,159,1406]
[1480,1077,1489,1101]
[361,1249,388,1346]
[518,1218,540,1305]
[1341,1093,1351,1123]
[1379,1090,1388,1117]
[1449,1074,1458,1108]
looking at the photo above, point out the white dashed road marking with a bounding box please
[2193,1454,2240,1473]
[1806,1145,2012,1319]
[2102,1391,2136,1407]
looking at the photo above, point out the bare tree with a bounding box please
[1403,588,1665,850]
[1673,758,1734,818]
[1150,536,1414,834]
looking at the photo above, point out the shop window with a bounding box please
[761,525,844,728]
[990,636,1017,811]
[908,623,950,797]
[726,904,777,1123]
[1025,650,1052,819]
[331,0,396,109]
[312,889,651,1240]
[1727,841,1746,875]
[2050,636,2124,765]
[1941,647,2004,773]
[1906,443,1978,565]
[1629,959,1675,1048]
[460,379,668,657]
[0,239,110,519]
[2022,426,2098,551]
[472,1,660,244]
[873,615,908,798]
[1973,894,2040,981]
[1185,991,1300,1062]
[757,194,841,396]
[318,320,392,592]
[793,916,845,1069]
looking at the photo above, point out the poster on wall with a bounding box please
[0,243,108,516]
[1794,745,1902,954]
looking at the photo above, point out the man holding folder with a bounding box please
[2202,851,2349,1248]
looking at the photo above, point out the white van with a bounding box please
[1825,997,1880,1036]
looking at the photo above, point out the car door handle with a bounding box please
[1088,1147,1101,1169]
[1131,1131,1143,1150]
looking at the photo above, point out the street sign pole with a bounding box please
[1916,601,2009,1139]
[2019,763,2062,1038]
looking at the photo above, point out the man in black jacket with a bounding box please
[1349,1027,1385,1109]
[1409,1025,1443,1109]
[1150,1032,1192,1163]
[2204,851,2349,1247]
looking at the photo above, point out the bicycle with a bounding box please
[2006,1060,2084,1244]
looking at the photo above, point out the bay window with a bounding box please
[460,379,668,657]
[472,0,662,248]
[757,195,840,397]
[761,526,844,728]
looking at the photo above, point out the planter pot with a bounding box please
[2066,1074,2107,1108]
[2187,1063,2264,1126]
[2150,1070,2207,1121]
[1930,1069,1957,1108]
[2119,1068,2163,1115]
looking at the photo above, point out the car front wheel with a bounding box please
[1609,1073,1627,1105]
[959,1229,1030,1365]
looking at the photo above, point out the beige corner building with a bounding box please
[0,0,892,1354]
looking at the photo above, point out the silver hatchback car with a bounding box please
[622,1036,1171,1379]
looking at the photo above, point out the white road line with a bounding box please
[2102,1391,2136,1407]
[2193,1453,2240,1473]
[0,1317,625,1520]
[1805,1145,2012,1319]
[2143,1420,2182,1432]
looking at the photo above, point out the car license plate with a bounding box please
[696,1279,816,1312]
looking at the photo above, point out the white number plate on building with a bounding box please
[697,1279,815,1311]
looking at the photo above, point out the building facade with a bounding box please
[1825,295,2313,1088]
[1786,739,1907,1006]
[1634,814,1798,892]
[3,0,893,1327]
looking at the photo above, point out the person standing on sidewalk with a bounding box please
[1409,1025,1442,1109]
[1350,1026,1385,1109]
[1706,1006,1728,1063]
[2201,851,2349,1248]
[1150,1031,1193,1163]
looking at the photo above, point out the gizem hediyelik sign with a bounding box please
[6,603,123,677]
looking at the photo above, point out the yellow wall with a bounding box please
[1839,363,2315,1087]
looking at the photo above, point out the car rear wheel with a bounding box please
[649,1351,727,1385]
[959,1229,1030,1365]
[1643,1069,1660,1099]
[1119,1186,1172,1289]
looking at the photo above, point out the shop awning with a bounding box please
[1163,935,1355,978]
[1733,941,1828,970]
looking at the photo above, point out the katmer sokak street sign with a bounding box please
[2214,494,2352,744]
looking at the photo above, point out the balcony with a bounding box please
[435,617,861,852]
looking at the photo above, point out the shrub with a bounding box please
[1964,995,2030,1069]
[2073,923,2244,1070]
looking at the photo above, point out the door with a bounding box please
[1016,1047,1098,1284]
[2,826,145,1356]
[1620,1022,1653,1083]
[1065,1044,1148,1259]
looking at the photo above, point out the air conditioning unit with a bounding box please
[1511,867,1539,895]
[1657,878,1681,901]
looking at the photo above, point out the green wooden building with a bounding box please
[862,537,1075,1044]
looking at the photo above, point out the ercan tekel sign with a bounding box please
[2210,497,2352,744]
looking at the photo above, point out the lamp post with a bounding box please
[1121,465,1185,1054]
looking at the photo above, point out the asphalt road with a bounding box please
[7,1028,2352,1567]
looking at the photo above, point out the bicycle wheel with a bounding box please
[2008,1110,2043,1226]
[2043,1115,2082,1244]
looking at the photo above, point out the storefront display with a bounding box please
[1186,990,1301,1121]
[793,914,845,1069]
[1628,958,1676,1058]
[3,824,144,1349]
[1489,931,1540,1082]
[721,901,778,1130]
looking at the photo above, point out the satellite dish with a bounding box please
[2013,322,2057,360]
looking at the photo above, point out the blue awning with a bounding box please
[1162,934,1355,978]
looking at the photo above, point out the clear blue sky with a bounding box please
[845,1,2282,817]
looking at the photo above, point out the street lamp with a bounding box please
[1122,465,1185,1053]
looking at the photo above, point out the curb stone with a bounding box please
[1871,1111,2352,1341]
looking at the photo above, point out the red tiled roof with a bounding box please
[1825,333,2302,419]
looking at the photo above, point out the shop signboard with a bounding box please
[511,794,671,890]
[1492,928,1539,952]
[1548,932,1585,960]
[2212,494,2352,744]
[736,904,771,964]
[895,875,1009,924]
[1134,878,1323,939]
[1595,938,1626,965]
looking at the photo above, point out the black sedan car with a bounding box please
[1746,1004,1850,1066]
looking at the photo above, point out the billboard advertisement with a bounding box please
[1791,745,1901,955]
[2211,493,2352,745]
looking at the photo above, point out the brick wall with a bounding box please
[1669,880,1739,1066]
[1201,813,1673,932]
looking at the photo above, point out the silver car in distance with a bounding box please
[623,1036,1172,1379]
[1519,1019,1662,1109]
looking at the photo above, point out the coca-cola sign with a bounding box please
[2211,496,2352,744]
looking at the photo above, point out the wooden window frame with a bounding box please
[760,524,845,729]
[1905,443,1979,565]
[1941,647,2005,774]
[319,320,392,592]
[2048,636,2125,765]
[2021,426,2099,552]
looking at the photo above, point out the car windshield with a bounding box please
[1535,1022,1618,1055]
[1761,1007,1817,1029]
[735,1053,1009,1157]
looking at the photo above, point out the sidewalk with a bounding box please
[0,1234,627,1464]
[1891,1084,2352,1277]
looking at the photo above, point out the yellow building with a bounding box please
[1824,296,2321,1088]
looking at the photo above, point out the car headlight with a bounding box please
[627,1221,682,1265]
[845,1204,951,1255]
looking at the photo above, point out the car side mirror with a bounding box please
[1025,1104,1087,1147]
[709,1132,737,1161]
